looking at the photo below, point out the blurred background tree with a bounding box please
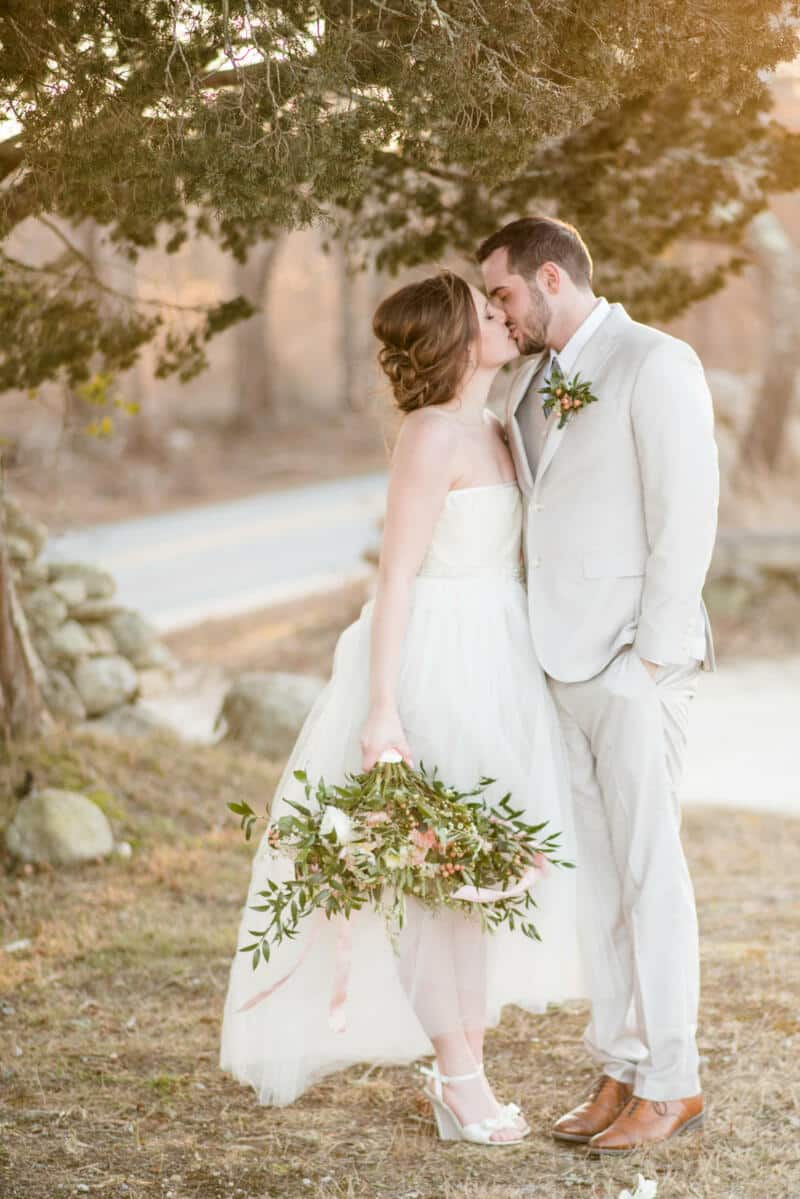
[1,0,799,395]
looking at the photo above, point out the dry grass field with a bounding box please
[1,718,798,1199]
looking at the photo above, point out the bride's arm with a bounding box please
[360,411,460,770]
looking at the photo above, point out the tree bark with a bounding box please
[228,238,283,432]
[336,241,361,412]
[0,463,50,743]
[739,211,800,473]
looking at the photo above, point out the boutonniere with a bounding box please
[539,361,600,429]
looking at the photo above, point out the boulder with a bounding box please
[24,586,68,632]
[4,497,48,557]
[6,533,33,563]
[49,620,95,660]
[5,789,114,865]
[83,624,117,655]
[20,559,49,588]
[70,599,124,621]
[109,610,161,668]
[47,562,115,599]
[73,655,139,716]
[50,576,88,608]
[218,671,325,759]
[79,702,171,739]
[40,669,87,722]
[134,639,180,672]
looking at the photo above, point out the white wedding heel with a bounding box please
[417,1060,530,1145]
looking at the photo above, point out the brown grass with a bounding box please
[1,721,798,1199]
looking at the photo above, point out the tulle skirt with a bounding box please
[219,575,584,1106]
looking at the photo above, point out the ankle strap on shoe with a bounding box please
[418,1061,485,1090]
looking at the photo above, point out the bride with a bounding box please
[219,270,582,1144]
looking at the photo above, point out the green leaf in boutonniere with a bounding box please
[539,360,600,430]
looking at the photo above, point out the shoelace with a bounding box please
[620,1097,669,1119]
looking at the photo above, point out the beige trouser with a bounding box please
[548,647,701,1101]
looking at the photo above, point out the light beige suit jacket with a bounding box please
[497,302,719,683]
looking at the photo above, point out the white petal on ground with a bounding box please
[618,1177,658,1199]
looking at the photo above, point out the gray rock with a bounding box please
[83,624,117,655]
[79,702,170,739]
[41,669,87,722]
[50,576,88,608]
[73,655,139,716]
[70,599,124,621]
[218,671,325,759]
[4,498,48,557]
[47,618,95,666]
[711,532,800,583]
[24,587,68,632]
[135,639,180,672]
[20,559,49,588]
[5,789,113,865]
[109,610,160,667]
[49,620,95,660]
[6,533,33,563]
[47,562,115,599]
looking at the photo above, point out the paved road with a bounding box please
[42,471,389,632]
[682,655,799,816]
[42,473,797,816]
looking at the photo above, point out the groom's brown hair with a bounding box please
[476,216,593,288]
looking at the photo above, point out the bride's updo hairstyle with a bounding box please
[372,271,479,413]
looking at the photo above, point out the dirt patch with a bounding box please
[1,719,798,1199]
[162,580,372,677]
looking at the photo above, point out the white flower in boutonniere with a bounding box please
[539,360,600,430]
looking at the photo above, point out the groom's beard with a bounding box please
[514,286,553,355]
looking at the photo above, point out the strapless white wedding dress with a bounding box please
[220,482,583,1106]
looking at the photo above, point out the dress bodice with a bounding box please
[416,482,524,581]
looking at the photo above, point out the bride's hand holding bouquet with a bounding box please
[359,703,414,770]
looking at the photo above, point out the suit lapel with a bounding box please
[534,303,629,490]
[505,352,547,495]
[509,352,547,420]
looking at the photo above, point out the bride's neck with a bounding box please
[440,367,498,422]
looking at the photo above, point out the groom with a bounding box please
[478,217,719,1153]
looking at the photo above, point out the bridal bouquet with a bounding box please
[230,752,573,971]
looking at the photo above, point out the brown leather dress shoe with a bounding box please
[552,1075,634,1144]
[587,1094,705,1154]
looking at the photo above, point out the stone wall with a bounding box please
[4,495,179,725]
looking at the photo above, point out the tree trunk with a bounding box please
[739,211,800,473]
[0,463,50,743]
[229,238,283,432]
[336,241,361,412]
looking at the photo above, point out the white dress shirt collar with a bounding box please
[547,295,610,379]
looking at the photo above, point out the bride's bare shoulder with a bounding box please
[396,407,461,447]
[390,407,461,480]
